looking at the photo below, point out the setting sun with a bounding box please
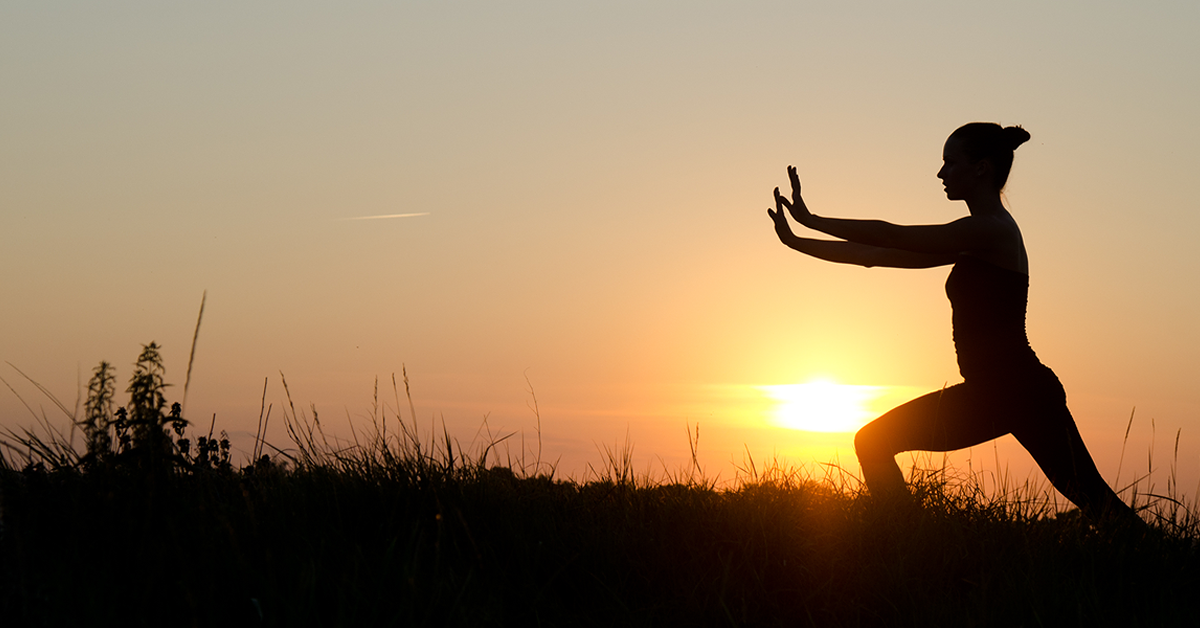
[760,379,884,433]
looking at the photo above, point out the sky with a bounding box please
[3,1,1199,503]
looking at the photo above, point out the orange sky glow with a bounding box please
[3,2,1199,506]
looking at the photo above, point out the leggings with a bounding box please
[854,368,1134,520]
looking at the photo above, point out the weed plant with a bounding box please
[1,348,1198,627]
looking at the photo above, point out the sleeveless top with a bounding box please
[945,255,1044,382]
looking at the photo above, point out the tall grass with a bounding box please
[1,347,1198,627]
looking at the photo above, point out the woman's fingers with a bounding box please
[768,206,791,240]
[788,165,802,199]
[774,186,792,209]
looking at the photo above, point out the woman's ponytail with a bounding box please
[1002,125,1031,152]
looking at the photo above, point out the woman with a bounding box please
[766,123,1137,522]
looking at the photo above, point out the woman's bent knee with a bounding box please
[854,422,895,463]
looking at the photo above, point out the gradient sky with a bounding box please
[3,1,1198,500]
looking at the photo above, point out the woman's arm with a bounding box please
[776,166,996,255]
[768,204,956,269]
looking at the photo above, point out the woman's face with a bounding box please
[937,138,989,201]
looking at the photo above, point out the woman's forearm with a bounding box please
[783,234,954,269]
[782,233,882,266]
[804,215,903,249]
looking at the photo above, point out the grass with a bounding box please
[1,345,1199,627]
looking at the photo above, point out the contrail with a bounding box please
[340,212,430,221]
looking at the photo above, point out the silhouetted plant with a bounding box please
[70,342,214,473]
[186,429,232,473]
[111,407,131,454]
[81,361,116,460]
[125,342,174,457]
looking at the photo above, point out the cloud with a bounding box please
[339,213,431,221]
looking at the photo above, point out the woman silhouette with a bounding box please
[767,123,1138,522]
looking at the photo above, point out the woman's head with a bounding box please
[946,123,1030,191]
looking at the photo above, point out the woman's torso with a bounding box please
[946,255,1044,382]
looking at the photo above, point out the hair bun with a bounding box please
[1003,125,1031,151]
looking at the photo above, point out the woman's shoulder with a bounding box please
[958,212,1027,274]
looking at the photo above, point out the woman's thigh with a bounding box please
[857,383,1013,456]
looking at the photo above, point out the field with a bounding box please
[2,346,1198,627]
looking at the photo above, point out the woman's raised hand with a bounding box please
[776,165,814,226]
[767,197,794,244]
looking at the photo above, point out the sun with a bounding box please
[760,379,883,433]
